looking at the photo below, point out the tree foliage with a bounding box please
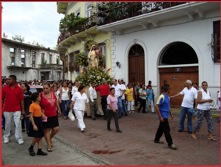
[59,13,88,32]
[12,35,24,42]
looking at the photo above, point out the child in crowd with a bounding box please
[28,92,47,156]
[125,84,135,113]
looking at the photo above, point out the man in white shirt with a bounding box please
[119,79,127,116]
[111,79,125,118]
[71,80,79,96]
[88,82,98,120]
[170,80,198,133]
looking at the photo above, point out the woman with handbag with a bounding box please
[70,85,89,133]
[40,82,61,152]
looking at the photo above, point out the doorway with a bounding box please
[159,42,199,107]
[128,44,145,84]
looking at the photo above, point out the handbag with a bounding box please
[42,116,47,122]
[68,109,75,121]
[209,98,219,110]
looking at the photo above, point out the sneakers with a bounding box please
[169,144,177,150]
[29,148,35,156]
[3,139,9,144]
[37,150,48,156]
[18,139,24,145]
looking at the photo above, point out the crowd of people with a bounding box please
[2,75,219,156]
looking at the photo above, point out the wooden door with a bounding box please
[129,55,145,84]
[159,66,198,107]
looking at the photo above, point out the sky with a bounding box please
[2,2,64,49]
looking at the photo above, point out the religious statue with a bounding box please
[88,45,100,69]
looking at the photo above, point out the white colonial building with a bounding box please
[97,2,220,107]
[2,38,63,81]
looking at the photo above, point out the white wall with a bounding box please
[111,17,220,99]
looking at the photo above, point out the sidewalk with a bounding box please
[2,131,111,165]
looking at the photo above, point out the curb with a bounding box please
[54,134,114,165]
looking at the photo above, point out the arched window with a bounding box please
[159,42,198,65]
[129,44,144,56]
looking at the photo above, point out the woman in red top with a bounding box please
[40,82,61,152]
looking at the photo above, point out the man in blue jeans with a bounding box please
[111,79,125,118]
[170,80,198,133]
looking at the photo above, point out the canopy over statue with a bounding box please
[88,44,100,69]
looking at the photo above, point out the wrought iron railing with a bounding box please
[57,2,187,44]
[57,15,97,44]
[96,2,187,26]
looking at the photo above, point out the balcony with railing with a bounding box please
[39,62,63,70]
[57,2,188,45]
[96,2,187,26]
[57,15,97,44]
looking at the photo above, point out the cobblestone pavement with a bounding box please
[57,108,220,165]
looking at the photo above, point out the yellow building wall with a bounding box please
[64,2,112,81]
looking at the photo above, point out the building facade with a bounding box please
[57,2,112,81]
[2,38,63,81]
[97,2,220,107]
[57,2,220,107]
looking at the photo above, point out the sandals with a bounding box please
[191,134,197,140]
[208,136,217,141]
[50,140,54,147]
[47,148,53,152]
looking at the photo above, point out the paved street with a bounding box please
[2,108,220,165]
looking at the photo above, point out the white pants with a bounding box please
[3,111,23,141]
[127,101,135,111]
[147,99,154,112]
[74,110,86,131]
